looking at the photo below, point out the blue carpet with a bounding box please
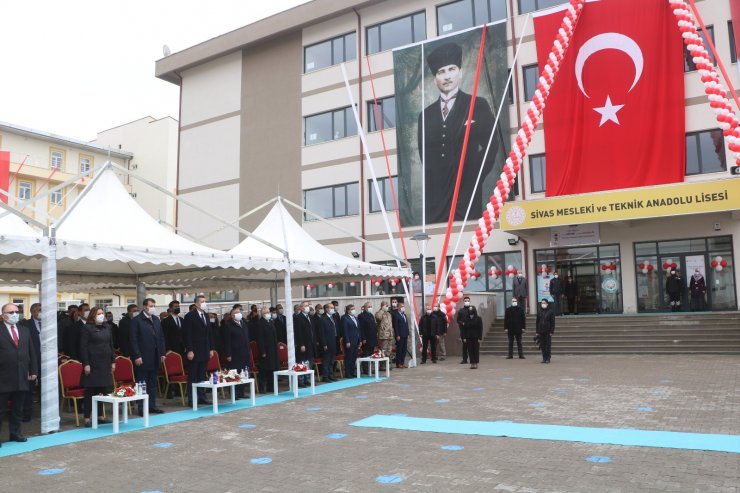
[0,377,382,458]
[349,415,740,454]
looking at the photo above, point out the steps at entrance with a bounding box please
[480,312,740,355]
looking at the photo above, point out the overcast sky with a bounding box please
[1,0,309,141]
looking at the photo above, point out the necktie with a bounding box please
[441,94,457,119]
[201,312,207,325]
[10,325,19,347]
[175,317,180,328]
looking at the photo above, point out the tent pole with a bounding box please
[136,281,146,305]
[269,284,278,307]
[40,230,60,433]
[284,268,296,368]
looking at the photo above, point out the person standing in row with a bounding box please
[294,302,315,387]
[375,301,394,370]
[341,305,361,378]
[223,306,251,399]
[549,272,564,316]
[433,305,447,361]
[665,269,683,312]
[130,298,166,414]
[512,273,528,309]
[20,303,41,422]
[80,307,116,426]
[456,297,472,364]
[418,306,440,364]
[358,303,377,357]
[255,307,279,392]
[162,300,185,356]
[564,276,578,315]
[463,306,482,369]
[536,298,555,364]
[0,303,38,444]
[391,302,409,369]
[689,269,707,311]
[319,303,338,382]
[504,298,526,359]
[117,304,137,357]
[183,295,214,405]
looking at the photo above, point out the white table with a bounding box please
[192,378,256,413]
[92,394,149,433]
[356,357,390,381]
[273,369,315,398]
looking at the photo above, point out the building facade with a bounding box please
[155,0,739,315]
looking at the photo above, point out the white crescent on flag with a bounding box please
[575,32,644,98]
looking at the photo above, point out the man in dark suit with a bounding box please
[117,304,138,357]
[391,303,410,369]
[255,307,278,392]
[504,298,526,359]
[341,305,361,378]
[130,298,166,414]
[0,303,38,444]
[19,303,41,422]
[331,300,342,354]
[162,300,185,355]
[358,302,378,357]
[183,295,214,405]
[417,42,496,224]
[64,302,89,361]
[293,302,314,386]
[57,305,76,354]
[318,303,338,382]
[223,307,251,398]
[456,296,472,364]
[274,304,288,345]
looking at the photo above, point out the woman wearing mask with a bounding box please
[80,306,115,427]
[463,306,483,369]
[223,307,251,398]
[535,299,555,363]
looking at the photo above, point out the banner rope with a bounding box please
[671,0,740,166]
[441,0,586,317]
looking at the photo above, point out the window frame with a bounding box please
[49,148,65,171]
[303,31,357,73]
[303,181,360,220]
[436,0,507,36]
[50,188,63,206]
[79,154,93,175]
[522,63,539,102]
[366,10,427,55]
[367,95,396,132]
[529,153,546,194]
[685,129,726,176]
[18,180,33,201]
[368,176,398,213]
[730,21,737,64]
[303,106,357,146]
[517,0,568,15]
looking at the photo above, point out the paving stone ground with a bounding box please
[2,354,740,492]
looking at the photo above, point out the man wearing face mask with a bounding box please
[331,300,342,353]
[183,295,215,405]
[456,296,472,364]
[504,298,526,359]
[375,301,394,371]
[293,302,314,386]
[512,273,528,312]
[318,303,338,381]
[391,302,410,368]
[274,304,287,345]
[535,299,555,363]
[162,300,185,356]
[341,305,361,378]
[665,269,683,312]
[549,272,564,316]
[117,304,137,358]
[130,298,166,414]
[358,303,378,358]
[255,307,279,392]
[0,303,38,444]
[223,307,251,398]
[419,306,441,364]
[64,302,89,361]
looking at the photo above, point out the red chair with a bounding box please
[312,356,323,382]
[334,338,345,378]
[247,347,260,394]
[113,356,135,387]
[206,351,225,398]
[162,351,189,406]
[59,360,85,427]
[278,342,289,370]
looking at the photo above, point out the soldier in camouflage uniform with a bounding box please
[375,300,394,371]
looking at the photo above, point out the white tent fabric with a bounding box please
[0,210,47,260]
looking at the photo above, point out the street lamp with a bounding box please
[412,231,431,309]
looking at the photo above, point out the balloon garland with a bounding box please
[637,260,655,275]
[441,0,587,318]
[670,1,740,166]
[710,256,728,272]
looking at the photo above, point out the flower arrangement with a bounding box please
[111,385,136,398]
[219,369,241,383]
[292,363,309,372]
[370,349,385,359]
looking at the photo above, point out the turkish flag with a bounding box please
[0,151,9,204]
[534,0,685,196]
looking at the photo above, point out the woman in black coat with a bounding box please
[255,308,279,393]
[223,307,252,398]
[463,306,483,369]
[535,299,556,363]
[80,306,115,427]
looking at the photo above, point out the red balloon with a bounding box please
[638,263,645,270]
[647,264,654,272]
[710,260,718,268]
[601,265,608,271]
[720,260,728,267]
[662,263,669,269]
[610,264,617,271]
[671,262,677,269]
[545,266,551,273]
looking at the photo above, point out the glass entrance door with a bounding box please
[565,262,599,314]
[658,254,708,312]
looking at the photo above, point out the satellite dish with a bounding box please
[162,45,171,57]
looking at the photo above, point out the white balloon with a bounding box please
[644,260,651,265]
[507,264,514,270]
[715,256,723,263]
[716,265,724,272]
[666,258,673,265]
[508,273,515,279]
[642,269,648,274]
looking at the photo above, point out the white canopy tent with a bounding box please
[0,208,47,284]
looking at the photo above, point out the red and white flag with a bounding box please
[534,0,685,196]
[0,151,9,204]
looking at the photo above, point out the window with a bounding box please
[18,181,32,200]
[437,0,507,35]
[50,189,63,206]
[368,176,398,213]
[50,149,65,170]
[730,21,737,64]
[506,69,514,105]
[685,25,715,72]
[367,96,396,131]
[529,154,546,193]
[303,182,359,220]
[366,11,426,55]
[304,32,357,73]
[522,64,539,101]
[79,155,92,175]
[685,130,726,175]
[518,0,567,15]
[304,107,357,145]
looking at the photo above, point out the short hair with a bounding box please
[142,298,156,307]
[126,304,138,313]
[345,304,354,314]
[233,303,243,310]
[189,304,196,311]
[315,303,323,310]
[463,296,471,301]
[30,303,41,312]
[323,303,333,311]
[1,303,15,313]
[195,295,206,303]
[541,298,549,303]
[79,303,90,309]
[68,304,79,311]
[331,300,339,306]
[168,300,180,309]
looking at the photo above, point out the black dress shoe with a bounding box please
[9,434,27,442]
[519,356,526,359]
[459,360,467,364]
[150,408,165,414]
[506,356,513,359]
